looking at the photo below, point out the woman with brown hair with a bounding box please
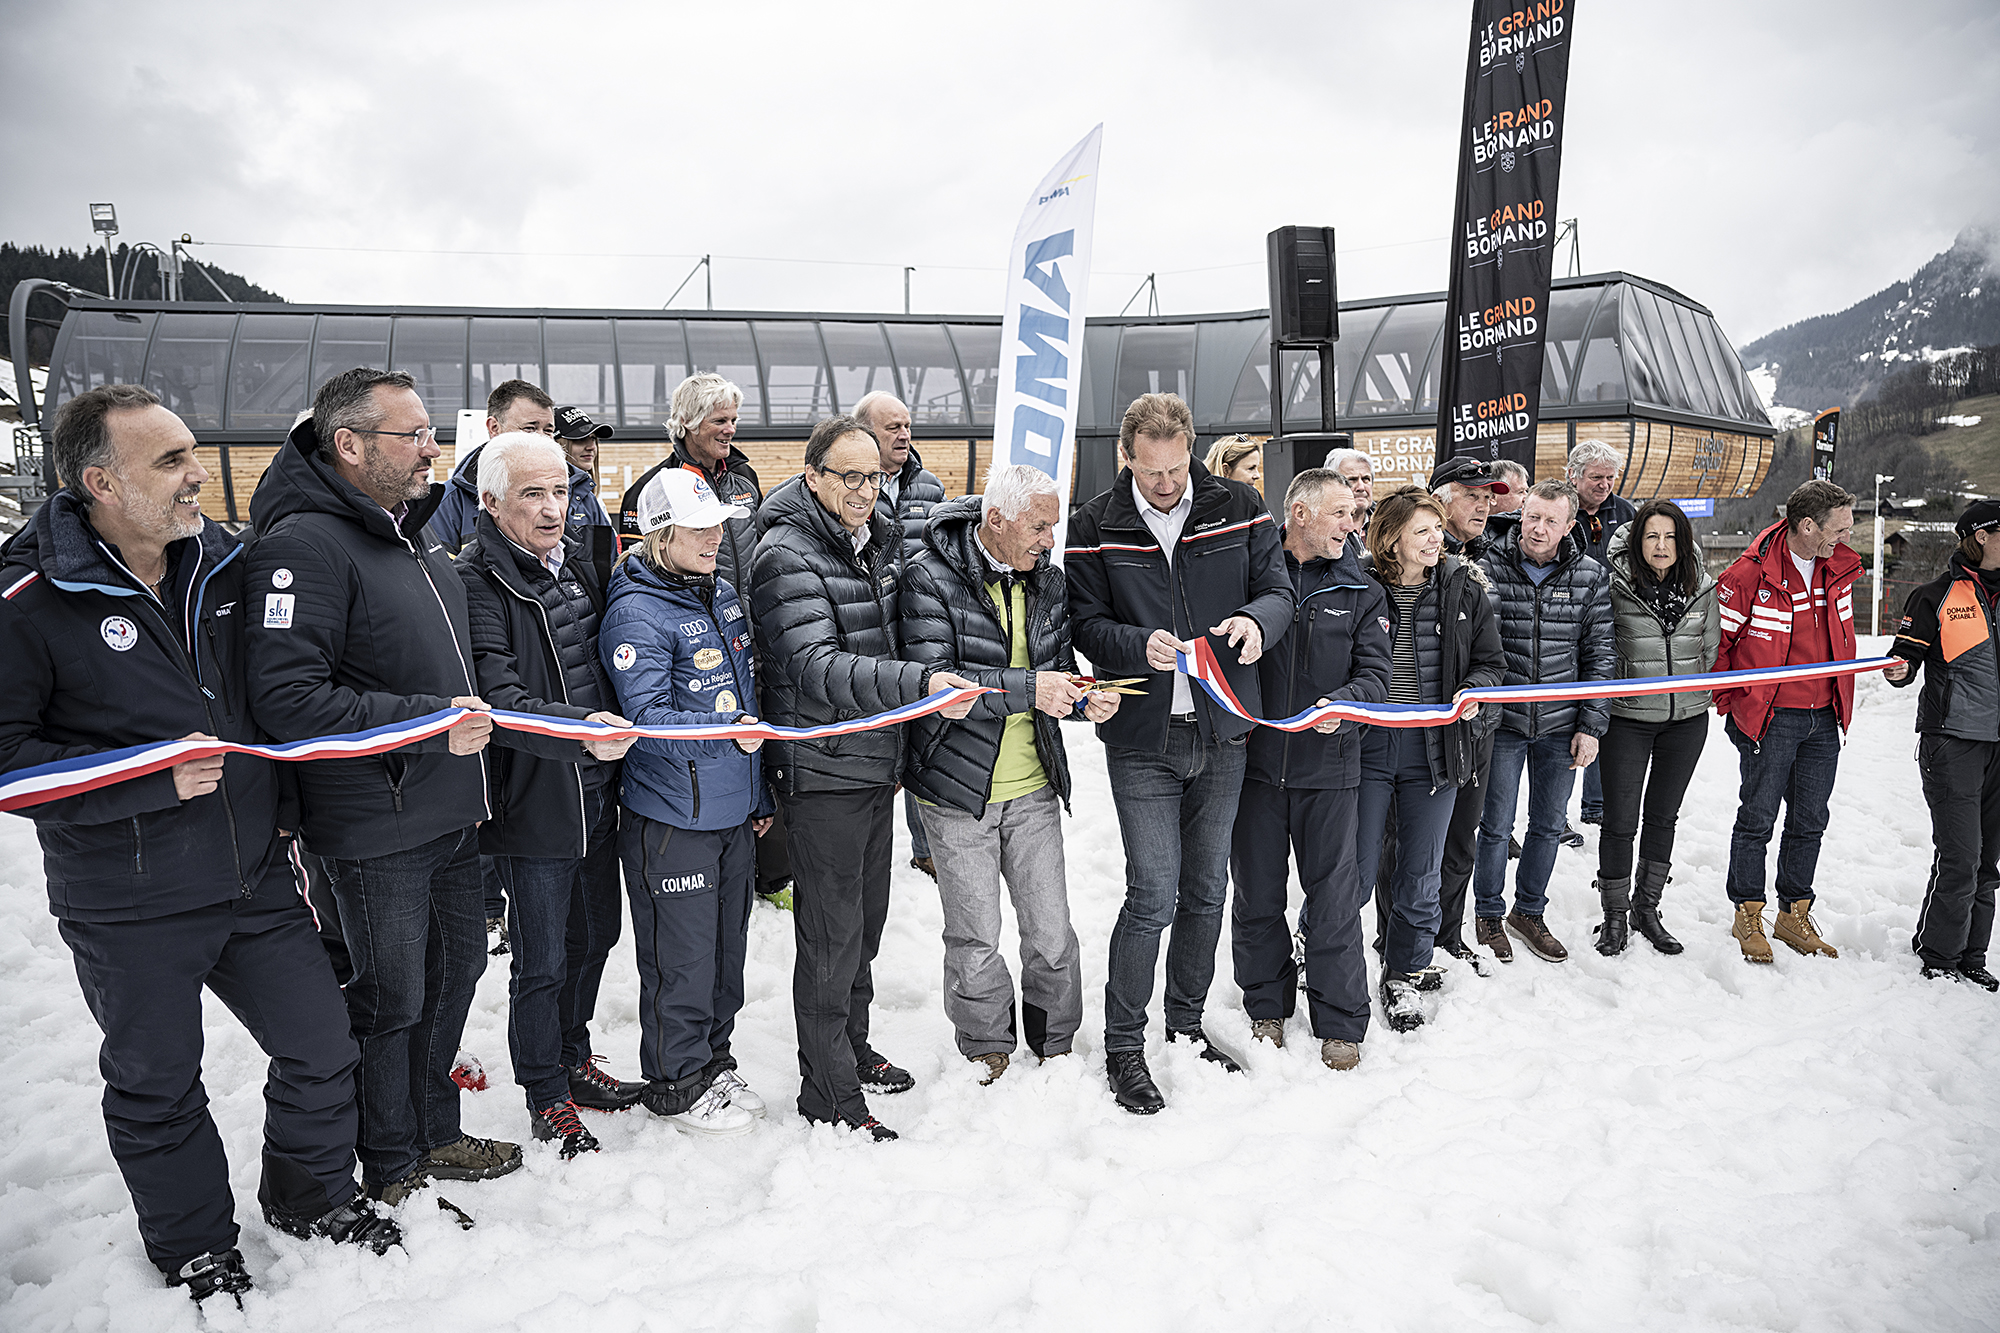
[1355,486,1505,1032]
[1594,498,1720,956]
[1202,435,1263,488]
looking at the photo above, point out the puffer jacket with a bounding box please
[0,495,291,922]
[899,496,1078,817]
[621,444,764,596]
[749,476,929,795]
[245,416,489,859]
[1605,522,1721,723]
[1888,553,2000,742]
[456,512,619,858]
[1245,539,1394,790]
[427,443,611,555]
[600,554,770,830]
[1477,522,1617,739]
[878,446,947,567]
[1361,552,1507,789]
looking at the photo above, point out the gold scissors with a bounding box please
[1068,674,1148,695]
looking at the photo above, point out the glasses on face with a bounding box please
[818,466,891,491]
[350,426,440,447]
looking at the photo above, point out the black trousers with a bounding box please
[58,851,361,1271]
[1231,780,1369,1042]
[1597,714,1709,881]
[1371,729,1493,955]
[782,785,895,1124]
[1914,734,2000,972]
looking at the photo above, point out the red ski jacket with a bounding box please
[1712,520,1863,741]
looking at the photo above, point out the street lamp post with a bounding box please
[89,204,118,297]
[1874,472,1894,636]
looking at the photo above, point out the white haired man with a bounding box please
[1324,447,1375,554]
[1567,439,1636,828]
[900,465,1121,1082]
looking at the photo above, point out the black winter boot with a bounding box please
[1631,859,1684,955]
[1593,877,1632,956]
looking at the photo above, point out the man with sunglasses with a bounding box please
[247,368,524,1212]
[750,415,978,1141]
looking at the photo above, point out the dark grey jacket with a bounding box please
[1476,523,1617,740]
[749,476,929,795]
[1605,523,1721,723]
[899,496,1078,817]
[1360,553,1508,789]
[878,446,947,567]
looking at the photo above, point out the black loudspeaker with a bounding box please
[1267,226,1339,344]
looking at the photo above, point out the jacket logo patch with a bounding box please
[100,616,138,651]
[731,632,750,652]
[1718,585,1733,602]
[1378,616,1392,634]
[693,647,725,670]
[1758,589,1771,603]
[263,594,295,629]
[612,643,637,671]
[723,604,744,623]
[1327,608,1349,617]
[271,568,294,589]
[715,690,738,713]
[215,602,235,616]
[679,620,710,636]
[654,871,712,895]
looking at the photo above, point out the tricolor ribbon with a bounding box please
[0,686,993,814]
[1173,638,1894,733]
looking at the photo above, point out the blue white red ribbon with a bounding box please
[1173,638,1894,733]
[0,686,992,814]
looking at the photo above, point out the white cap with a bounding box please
[635,467,749,534]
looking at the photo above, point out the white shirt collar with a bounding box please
[505,533,564,579]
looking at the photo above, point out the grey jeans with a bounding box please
[922,785,1082,1058]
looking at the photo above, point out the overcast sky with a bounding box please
[3,0,1995,350]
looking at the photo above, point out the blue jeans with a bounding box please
[906,789,931,861]
[1581,757,1603,820]
[1102,723,1248,1052]
[1475,730,1579,919]
[1725,708,1841,905]
[325,825,485,1187]
[496,785,622,1111]
[1356,729,1458,975]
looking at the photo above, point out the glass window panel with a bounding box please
[884,324,966,426]
[1537,287,1601,408]
[1629,290,1697,411]
[752,322,831,426]
[1698,315,1767,426]
[1684,309,1745,420]
[469,317,543,407]
[946,324,1001,426]
[229,312,315,430]
[683,321,763,425]
[544,319,616,422]
[1077,322,1121,432]
[310,315,389,396]
[1330,307,1389,415]
[57,311,157,406]
[390,316,466,419]
[1111,325,1196,430]
[1192,319,1265,427]
[1574,291,1627,403]
[1616,289,1674,408]
[819,322,897,414]
[142,313,236,428]
[1225,321,1274,424]
[1352,302,1442,416]
[1654,297,1717,416]
[1412,320,1447,415]
[615,319,688,427]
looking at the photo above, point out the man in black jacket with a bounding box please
[246,368,522,1205]
[1473,480,1616,964]
[1067,392,1294,1113]
[854,390,949,878]
[901,467,1119,1084]
[1228,470,1391,1072]
[456,432,642,1155]
[750,414,976,1140]
[0,386,397,1305]
[1569,440,1636,827]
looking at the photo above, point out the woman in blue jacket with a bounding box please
[601,469,774,1137]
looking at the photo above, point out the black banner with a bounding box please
[1435,0,1577,477]
[1812,408,1839,481]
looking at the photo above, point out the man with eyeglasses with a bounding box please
[247,367,525,1211]
[750,414,978,1141]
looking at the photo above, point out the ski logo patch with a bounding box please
[271,568,294,589]
[693,647,724,670]
[1758,589,1771,603]
[1378,616,1392,634]
[612,643,637,671]
[100,616,138,652]
[264,594,295,629]
[715,690,738,713]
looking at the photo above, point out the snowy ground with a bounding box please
[3,640,1998,1332]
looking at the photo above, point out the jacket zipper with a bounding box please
[687,761,703,819]
[402,530,491,816]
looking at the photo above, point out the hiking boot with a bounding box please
[266,1194,403,1254]
[1506,911,1569,962]
[1380,975,1426,1032]
[1593,876,1632,957]
[1167,1027,1244,1073]
[1558,821,1585,849]
[569,1055,646,1111]
[1631,860,1684,955]
[1921,965,1962,984]
[710,1066,767,1117]
[970,1052,1009,1084]
[648,1076,755,1137]
[1320,1039,1361,1071]
[1962,967,1999,992]
[1106,1050,1164,1115]
[1476,916,1514,963]
[166,1249,253,1307]
[424,1133,523,1181]
[1250,1018,1285,1048]
[486,916,510,957]
[1410,964,1447,992]
[857,1055,915,1094]
[364,1167,428,1208]
[1732,901,1775,965]
[910,856,937,880]
[1773,900,1838,958]
[532,1099,601,1160]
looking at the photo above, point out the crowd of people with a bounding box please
[2,369,1994,1307]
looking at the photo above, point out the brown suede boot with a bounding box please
[1732,901,1775,965]
[1772,899,1839,957]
